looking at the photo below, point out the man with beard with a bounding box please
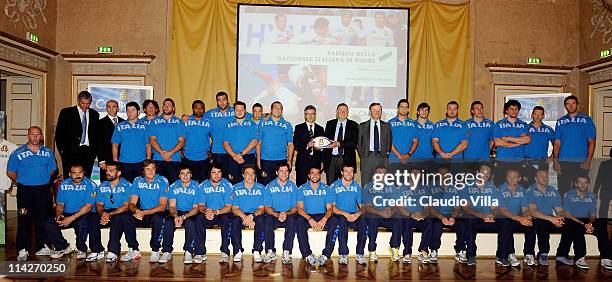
[258,101,294,185]
[148,98,186,183]
[388,99,418,164]
[184,100,212,182]
[493,100,531,186]
[293,105,325,186]
[205,92,235,176]
[223,101,259,184]
[412,103,435,165]
[112,102,149,182]
[464,101,494,162]
[432,101,468,160]
[87,161,133,262]
[553,95,596,195]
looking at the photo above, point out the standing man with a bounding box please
[112,102,149,182]
[97,100,124,182]
[141,99,159,126]
[251,103,264,126]
[148,98,185,183]
[222,101,259,184]
[464,101,494,162]
[184,100,212,182]
[55,90,99,178]
[204,92,235,175]
[493,100,531,186]
[388,99,418,164]
[523,106,555,187]
[432,101,468,160]
[412,103,435,164]
[293,105,325,186]
[7,126,56,261]
[323,103,358,184]
[553,95,596,195]
[258,101,294,185]
[357,103,391,185]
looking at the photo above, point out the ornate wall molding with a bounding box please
[578,56,612,84]
[70,63,149,75]
[486,63,572,86]
[0,39,48,71]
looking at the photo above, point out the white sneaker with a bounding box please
[575,257,589,269]
[106,252,118,262]
[219,252,230,263]
[403,254,412,264]
[508,253,520,267]
[281,250,292,265]
[356,254,367,265]
[306,254,318,266]
[418,251,430,264]
[430,250,438,263]
[149,251,160,263]
[76,250,87,260]
[193,255,204,264]
[17,249,28,261]
[601,259,612,270]
[455,250,467,263]
[233,251,243,262]
[50,247,72,259]
[253,251,263,263]
[318,254,328,266]
[120,249,141,262]
[523,254,536,266]
[35,245,53,256]
[158,252,172,263]
[267,250,277,261]
[390,247,400,262]
[184,251,193,264]
[338,255,349,265]
[86,252,105,262]
[369,251,378,262]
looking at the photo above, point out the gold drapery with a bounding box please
[167,0,471,120]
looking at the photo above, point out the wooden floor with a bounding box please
[3,212,612,281]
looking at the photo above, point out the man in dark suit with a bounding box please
[55,90,100,178]
[357,103,392,185]
[293,105,325,186]
[96,100,124,182]
[323,103,358,185]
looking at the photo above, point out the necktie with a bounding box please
[113,117,118,126]
[337,122,344,155]
[308,124,314,155]
[81,111,87,145]
[374,121,380,153]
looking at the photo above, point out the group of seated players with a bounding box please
[39,158,611,271]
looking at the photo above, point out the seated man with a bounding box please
[231,164,266,262]
[556,175,612,270]
[397,167,432,264]
[427,165,464,264]
[197,163,234,263]
[527,167,565,266]
[124,160,170,263]
[263,162,298,264]
[462,163,502,267]
[295,166,336,266]
[45,164,97,259]
[87,161,133,262]
[496,168,535,267]
[325,163,367,265]
[165,164,203,264]
[363,166,402,263]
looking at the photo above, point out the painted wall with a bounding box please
[0,0,57,49]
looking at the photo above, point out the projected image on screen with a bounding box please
[237,5,409,125]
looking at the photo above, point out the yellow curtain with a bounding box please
[167,0,471,120]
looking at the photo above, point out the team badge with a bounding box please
[1,145,7,152]
[261,171,267,178]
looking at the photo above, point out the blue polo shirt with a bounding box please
[263,178,298,212]
[197,178,233,210]
[232,181,265,213]
[7,144,56,186]
[329,179,361,213]
[400,184,429,213]
[204,107,235,154]
[527,184,562,216]
[493,118,530,160]
[139,116,157,127]
[147,116,186,162]
[131,175,170,210]
[428,185,462,216]
[388,117,419,163]
[563,189,597,218]
[168,180,200,212]
[432,118,468,159]
[260,117,293,161]
[112,120,148,163]
[464,118,494,160]
[56,178,97,213]
[461,182,500,215]
[555,113,596,161]
[222,119,259,155]
[524,123,555,159]
[362,181,399,209]
[96,178,132,209]
[184,116,212,161]
[498,182,529,216]
[413,119,435,160]
[297,181,334,214]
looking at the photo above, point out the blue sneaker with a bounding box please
[538,253,549,266]
[555,256,574,266]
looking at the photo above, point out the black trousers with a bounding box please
[88,210,129,254]
[61,146,96,178]
[183,158,210,183]
[533,218,563,258]
[260,160,285,185]
[16,184,52,252]
[120,162,143,183]
[557,161,588,196]
[156,161,179,183]
[557,218,612,260]
[45,212,89,252]
[295,155,322,187]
